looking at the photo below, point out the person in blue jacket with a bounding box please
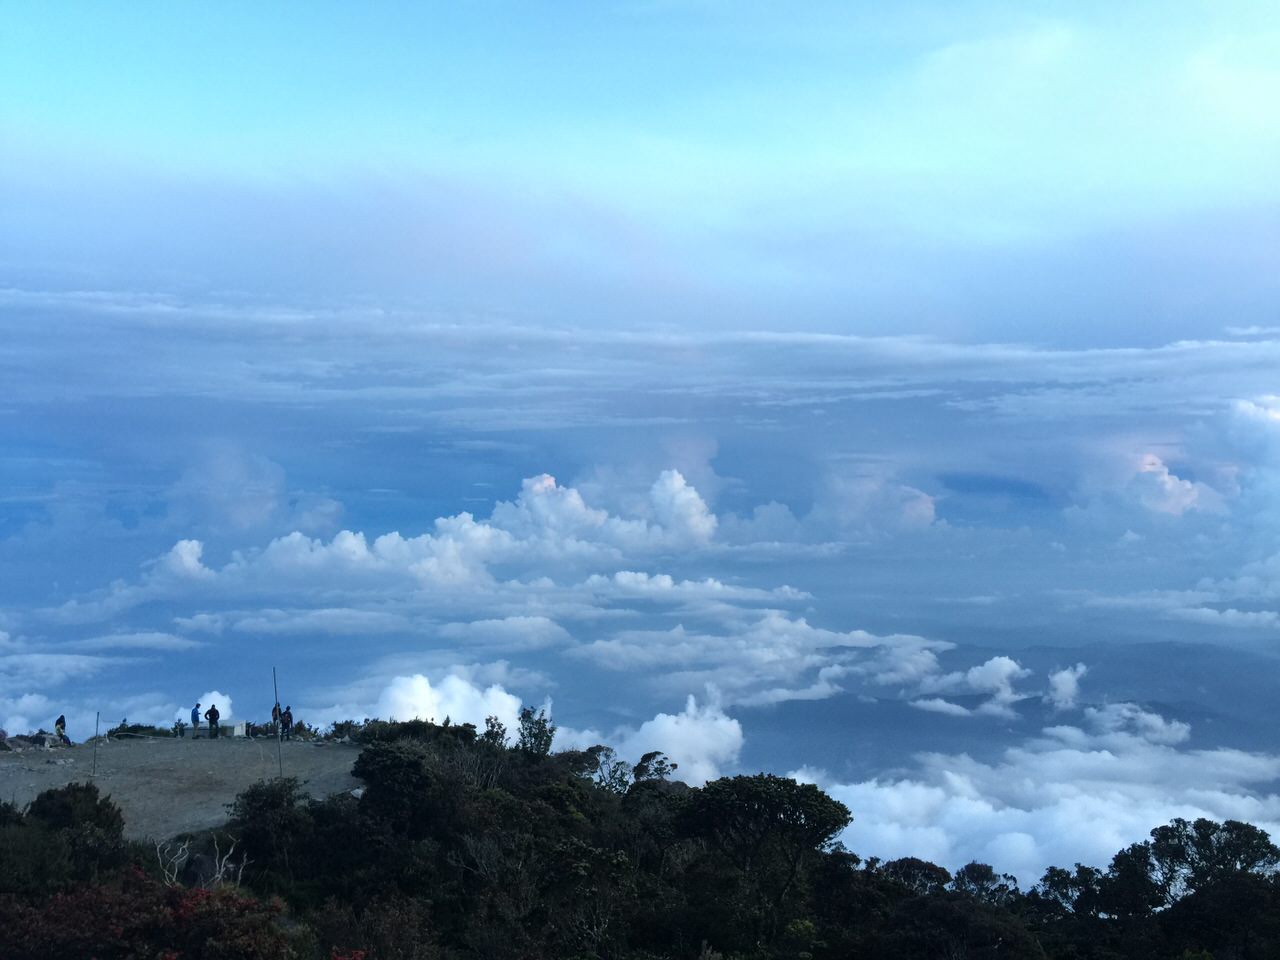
[191,702,201,738]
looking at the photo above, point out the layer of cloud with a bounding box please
[806,702,1280,886]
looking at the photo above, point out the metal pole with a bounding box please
[92,711,100,777]
[272,666,283,778]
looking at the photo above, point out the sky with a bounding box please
[3,0,1280,885]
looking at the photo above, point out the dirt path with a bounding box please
[0,737,362,839]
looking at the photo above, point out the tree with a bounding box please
[1032,863,1103,917]
[481,714,508,748]
[1148,817,1280,902]
[1100,842,1164,917]
[586,745,632,794]
[686,774,852,944]
[882,856,952,896]
[516,706,555,756]
[632,750,677,783]
[951,861,1019,906]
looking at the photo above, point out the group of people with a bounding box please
[190,702,221,738]
[271,702,296,740]
[47,702,300,744]
[183,701,295,739]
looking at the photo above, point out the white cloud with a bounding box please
[371,673,523,731]
[582,570,807,604]
[809,704,1280,886]
[1045,663,1087,710]
[562,694,744,786]
[62,469,731,625]
[572,611,951,707]
[174,613,226,634]
[614,695,742,785]
[162,539,216,580]
[910,697,971,717]
[1130,453,1222,515]
[1170,606,1280,628]
[232,608,411,635]
[437,616,572,650]
[71,631,204,652]
[1082,701,1190,745]
[0,692,52,736]
[807,471,937,537]
[648,469,717,544]
[182,690,236,723]
[0,652,113,695]
[920,655,1031,718]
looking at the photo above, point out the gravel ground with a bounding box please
[0,737,362,839]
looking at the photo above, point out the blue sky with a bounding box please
[3,1,1280,883]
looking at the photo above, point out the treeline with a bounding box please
[3,712,1280,959]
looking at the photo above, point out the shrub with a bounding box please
[0,873,293,960]
[27,781,125,837]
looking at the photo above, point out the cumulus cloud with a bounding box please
[161,540,216,580]
[182,690,235,722]
[1045,663,1088,710]
[0,692,53,736]
[808,704,1280,886]
[1129,454,1223,515]
[814,471,937,534]
[561,694,745,785]
[1081,701,1190,745]
[613,695,743,784]
[371,673,523,730]
[648,470,717,544]
[919,655,1032,718]
[65,469,729,623]
[572,611,951,707]
[724,470,937,544]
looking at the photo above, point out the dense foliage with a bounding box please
[5,718,1280,958]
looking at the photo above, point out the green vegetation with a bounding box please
[4,715,1280,958]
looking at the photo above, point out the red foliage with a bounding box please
[0,875,291,960]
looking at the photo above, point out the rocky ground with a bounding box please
[0,736,361,839]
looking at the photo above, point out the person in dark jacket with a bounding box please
[281,706,294,740]
[54,715,71,745]
[204,703,221,739]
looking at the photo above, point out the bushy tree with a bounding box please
[951,860,1020,906]
[516,706,555,756]
[27,781,124,837]
[633,750,677,783]
[882,856,952,896]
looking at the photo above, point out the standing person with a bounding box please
[271,702,282,737]
[281,705,294,741]
[191,702,201,738]
[54,714,71,745]
[204,703,221,739]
